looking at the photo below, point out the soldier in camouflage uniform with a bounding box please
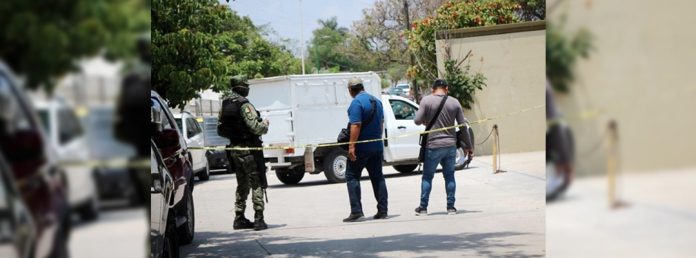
[218,75,270,231]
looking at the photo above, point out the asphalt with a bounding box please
[182,151,546,257]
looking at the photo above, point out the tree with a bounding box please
[0,0,150,92]
[406,0,520,82]
[546,15,593,93]
[152,0,300,108]
[307,17,355,72]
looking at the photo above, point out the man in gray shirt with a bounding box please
[413,79,472,216]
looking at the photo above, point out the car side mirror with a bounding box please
[154,128,181,158]
[1,129,45,163]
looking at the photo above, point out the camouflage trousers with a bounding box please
[227,150,265,220]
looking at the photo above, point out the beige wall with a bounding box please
[549,0,696,174]
[435,25,546,155]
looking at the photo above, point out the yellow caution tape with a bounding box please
[188,104,546,151]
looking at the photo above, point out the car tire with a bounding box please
[275,167,305,185]
[393,164,418,174]
[78,197,99,222]
[198,161,210,181]
[164,216,180,258]
[323,150,348,183]
[176,186,195,245]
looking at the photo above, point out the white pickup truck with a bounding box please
[247,72,471,185]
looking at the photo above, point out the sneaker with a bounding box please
[414,207,427,216]
[342,212,364,222]
[447,207,457,215]
[254,219,268,231]
[233,216,254,230]
[373,212,388,220]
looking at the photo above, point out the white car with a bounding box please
[34,98,99,221]
[174,112,210,181]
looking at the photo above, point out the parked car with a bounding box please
[247,72,473,185]
[150,140,178,258]
[201,117,231,173]
[151,90,196,245]
[174,112,210,181]
[386,87,404,97]
[34,98,99,221]
[0,61,71,258]
[0,150,36,258]
[85,106,139,205]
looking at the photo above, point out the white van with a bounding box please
[34,98,99,221]
[173,112,210,181]
[247,72,471,184]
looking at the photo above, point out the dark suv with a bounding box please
[151,91,196,245]
[0,62,71,258]
[0,150,36,258]
[151,140,178,258]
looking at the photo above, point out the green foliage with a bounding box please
[308,17,353,72]
[0,0,150,92]
[546,16,593,93]
[514,0,545,20]
[406,0,520,82]
[152,0,300,108]
[443,53,486,110]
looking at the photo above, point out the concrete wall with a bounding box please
[549,0,696,174]
[435,22,546,155]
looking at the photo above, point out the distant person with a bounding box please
[413,79,472,216]
[218,75,270,231]
[342,77,389,222]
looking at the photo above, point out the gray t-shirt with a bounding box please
[414,94,468,149]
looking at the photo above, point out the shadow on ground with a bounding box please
[182,231,541,258]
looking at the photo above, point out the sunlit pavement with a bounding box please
[70,208,148,258]
[547,169,696,257]
[182,151,545,257]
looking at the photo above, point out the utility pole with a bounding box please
[403,0,420,103]
[299,0,306,74]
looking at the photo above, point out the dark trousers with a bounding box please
[345,149,388,214]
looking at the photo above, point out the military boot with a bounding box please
[233,216,254,230]
[254,219,268,231]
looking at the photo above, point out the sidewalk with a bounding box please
[547,168,696,257]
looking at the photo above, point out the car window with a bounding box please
[37,109,50,133]
[58,108,84,144]
[186,118,198,138]
[0,74,33,132]
[174,118,183,132]
[389,100,417,120]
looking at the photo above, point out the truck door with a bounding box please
[384,98,424,161]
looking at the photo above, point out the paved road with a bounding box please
[182,151,545,257]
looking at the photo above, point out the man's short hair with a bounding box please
[432,79,448,89]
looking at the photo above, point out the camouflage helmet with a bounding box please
[230,75,249,87]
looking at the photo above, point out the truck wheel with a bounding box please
[176,186,195,245]
[323,150,348,183]
[198,161,210,181]
[393,164,418,174]
[275,167,305,185]
[454,147,468,170]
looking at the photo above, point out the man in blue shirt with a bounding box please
[343,77,389,222]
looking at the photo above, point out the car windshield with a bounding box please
[388,88,403,95]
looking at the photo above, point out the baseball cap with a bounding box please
[432,79,448,88]
[348,77,363,88]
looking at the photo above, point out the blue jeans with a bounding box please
[420,146,457,209]
[345,149,388,214]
